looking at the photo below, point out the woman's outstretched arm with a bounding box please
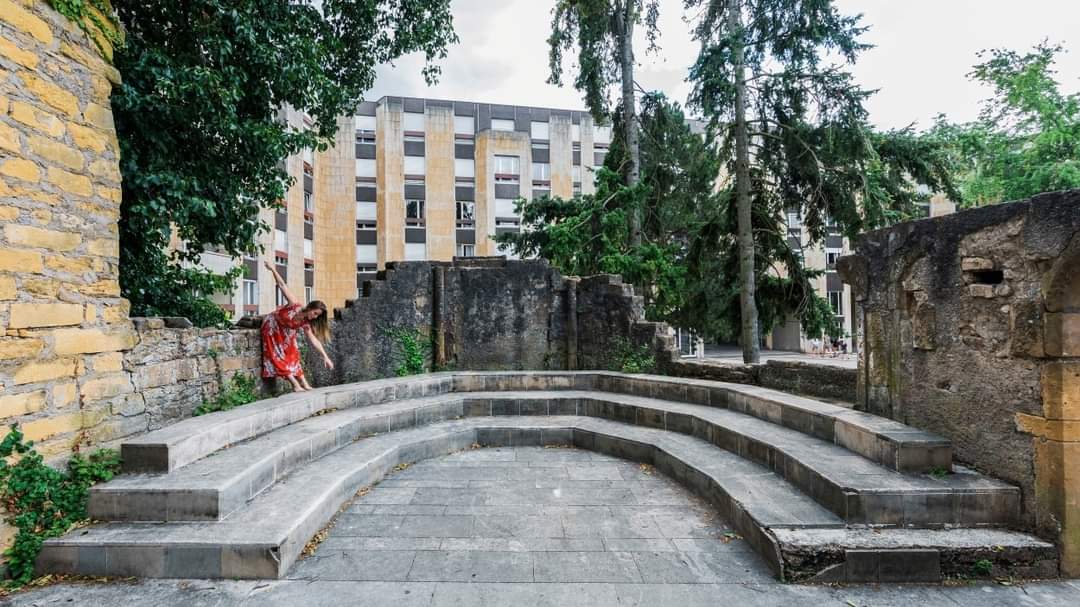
[304,326,334,369]
[264,260,298,307]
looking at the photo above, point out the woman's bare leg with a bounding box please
[286,375,304,392]
[299,375,313,390]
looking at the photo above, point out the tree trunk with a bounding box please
[619,0,642,247]
[728,2,760,364]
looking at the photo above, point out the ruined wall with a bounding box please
[838,190,1080,573]
[310,258,571,384]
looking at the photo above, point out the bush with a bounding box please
[0,426,121,587]
[610,338,656,374]
[194,373,260,416]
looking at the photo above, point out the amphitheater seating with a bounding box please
[37,372,1058,583]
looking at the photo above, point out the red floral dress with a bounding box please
[261,303,309,379]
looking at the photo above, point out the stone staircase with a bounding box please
[38,372,1058,583]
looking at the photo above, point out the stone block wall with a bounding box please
[0,0,129,460]
[124,319,261,431]
[837,190,1080,574]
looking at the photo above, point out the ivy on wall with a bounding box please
[45,0,123,57]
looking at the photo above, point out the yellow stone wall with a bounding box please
[376,101,404,265]
[314,115,358,308]
[425,106,456,261]
[0,0,130,460]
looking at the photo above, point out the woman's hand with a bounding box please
[323,355,334,370]
[263,260,273,272]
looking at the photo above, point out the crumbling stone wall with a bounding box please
[838,190,1080,574]
[124,319,261,430]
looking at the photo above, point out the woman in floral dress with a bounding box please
[261,261,333,392]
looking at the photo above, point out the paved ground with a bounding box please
[704,345,857,369]
[7,447,1080,606]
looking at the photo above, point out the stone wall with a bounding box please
[125,319,261,431]
[0,0,130,460]
[666,358,857,403]
[837,190,1080,574]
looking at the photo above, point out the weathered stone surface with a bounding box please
[841,189,1080,574]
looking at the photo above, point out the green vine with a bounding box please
[45,0,123,58]
[0,425,121,588]
[384,327,431,377]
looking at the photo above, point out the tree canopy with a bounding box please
[112,0,457,326]
[931,42,1080,206]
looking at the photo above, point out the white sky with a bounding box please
[368,0,1080,130]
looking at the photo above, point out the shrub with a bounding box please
[385,327,431,377]
[610,338,656,374]
[194,373,260,416]
[0,426,121,587]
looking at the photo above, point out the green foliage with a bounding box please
[45,0,123,56]
[499,94,838,343]
[971,559,994,577]
[929,466,949,480]
[194,373,260,416]
[0,426,121,587]
[112,1,457,325]
[931,43,1080,206]
[385,327,431,377]
[548,0,660,122]
[685,0,959,240]
[610,338,656,374]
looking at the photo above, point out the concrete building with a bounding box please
[206,97,612,316]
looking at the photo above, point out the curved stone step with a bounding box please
[96,390,1015,527]
[91,395,466,521]
[39,417,1053,583]
[122,371,949,477]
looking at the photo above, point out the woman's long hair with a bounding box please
[305,300,330,343]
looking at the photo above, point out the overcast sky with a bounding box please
[368,0,1080,130]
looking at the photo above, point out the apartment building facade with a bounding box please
[205,97,613,317]
[204,95,858,355]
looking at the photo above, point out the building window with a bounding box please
[454,158,475,179]
[495,198,518,218]
[491,118,515,132]
[355,115,376,132]
[456,201,475,226]
[357,221,377,231]
[305,286,313,303]
[571,123,581,141]
[405,242,427,260]
[355,158,376,179]
[406,199,425,226]
[530,121,549,141]
[494,155,519,183]
[786,210,801,230]
[274,229,287,253]
[303,238,314,260]
[403,111,425,133]
[304,191,313,214]
[356,201,376,222]
[276,286,287,307]
[302,147,314,167]
[456,243,475,258]
[828,290,843,315]
[532,162,550,182]
[274,254,287,265]
[356,244,377,263]
[571,165,581,183]
[454,115,474,137]
[826,248,842,269]
[532,141,549,150]
[356,131,375,145]
[243,279,257,307]
[404,155,425,176]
